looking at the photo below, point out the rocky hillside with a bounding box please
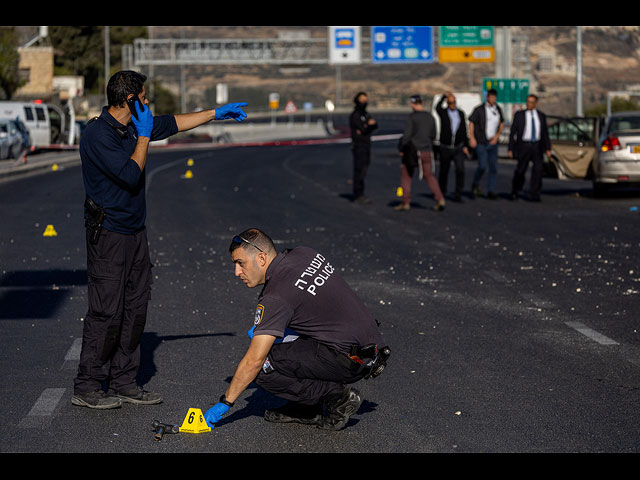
[148,26,640,116]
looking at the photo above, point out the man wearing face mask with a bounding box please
[72,70,247,410]
[349,92,378,204]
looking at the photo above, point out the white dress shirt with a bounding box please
[523,109,541,142]
[484,103,501,139]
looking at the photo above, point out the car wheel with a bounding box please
[10,143,22,159]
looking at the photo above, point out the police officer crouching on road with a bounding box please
[72,70,248,410]
[204,229,390,431]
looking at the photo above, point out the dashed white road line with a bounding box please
[565,321,619,345]
[64,337,82,361]
[18,388,66,428]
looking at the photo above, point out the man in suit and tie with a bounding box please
[435,92,470,202]
[508,94,551,202]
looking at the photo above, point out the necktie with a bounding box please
[531,111,536,142]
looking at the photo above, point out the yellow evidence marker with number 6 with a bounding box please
[179,408,211,433]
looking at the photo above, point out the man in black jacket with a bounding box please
[508,95,551,201]
[435,92,470,202]
[349,92,378,204]
[469,89,504,199]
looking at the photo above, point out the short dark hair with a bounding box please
[107,70,147,107]
[229,228,276,255]
[528,94,539,102]
[487,89,498,97]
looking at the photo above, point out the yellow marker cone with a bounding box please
[187,158,194,166]
[183,170,193,179]
[396,187,403,197]
[43,225,57,237]
[179,408,211,434]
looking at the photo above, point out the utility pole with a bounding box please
[576,26,583,116]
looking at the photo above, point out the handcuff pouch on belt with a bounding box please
[338,344,391,379]
[84,197,105,245]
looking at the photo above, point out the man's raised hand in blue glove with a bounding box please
[131,101,154,138]
[214,102,248,122]
[204,402,230,428]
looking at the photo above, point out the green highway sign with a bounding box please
[440,26,494,47]
[482,77,530,103]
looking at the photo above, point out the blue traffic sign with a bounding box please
[371,26,434,64]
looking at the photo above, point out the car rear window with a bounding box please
[608,116,640,133]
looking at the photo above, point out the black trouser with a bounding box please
[74,227,153,394]
[511,142,544,198]
[352,143,371,199]
[438,145,466,195]
[254,337,366,406]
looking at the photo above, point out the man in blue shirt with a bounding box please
[72,70,247,410]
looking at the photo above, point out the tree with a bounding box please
[48,26,147,94]
[0,27,24,100]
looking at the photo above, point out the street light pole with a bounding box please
[104,26,110,106]
[576,26,583,116]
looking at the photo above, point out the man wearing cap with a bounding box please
[395,95,446,211]
[203,228,390,431]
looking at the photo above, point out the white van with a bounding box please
[0,101,74,150]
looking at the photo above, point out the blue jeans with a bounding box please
[472,143,498,193]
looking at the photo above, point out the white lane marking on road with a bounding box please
[18,388,66,428]
[147,155,195,192]
[65,337,82,361]
[565,321,619,345]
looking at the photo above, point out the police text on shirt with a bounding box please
[294,253,334,296]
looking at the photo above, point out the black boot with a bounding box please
[317,387,363,431]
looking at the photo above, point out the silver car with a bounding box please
[594,111,640,195]
[545,113,640,196]
[0,118,26,160]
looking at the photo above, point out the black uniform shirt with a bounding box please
[80,106,178,234]
[253,247,386,355]
[349,106,378,146]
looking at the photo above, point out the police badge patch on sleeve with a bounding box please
[254,304,265,326]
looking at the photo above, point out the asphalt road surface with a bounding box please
[1,135,639,454]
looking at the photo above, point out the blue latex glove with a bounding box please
[215,102,248,122]
[204,402,230,428]
[131,101,154,138]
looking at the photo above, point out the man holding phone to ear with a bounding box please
[73,70,248,410]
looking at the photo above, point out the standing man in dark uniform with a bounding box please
[435,92,470,202]
[349,92,378,204]
[203,228,390,431]
[508,94,551,202]
[72,70,247,410]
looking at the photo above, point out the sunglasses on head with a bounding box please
[233,235,264,253]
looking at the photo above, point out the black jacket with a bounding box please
[508,108,551,153]
[469,103,504,145]
[435,94,469,148]
[350,106,378,146]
